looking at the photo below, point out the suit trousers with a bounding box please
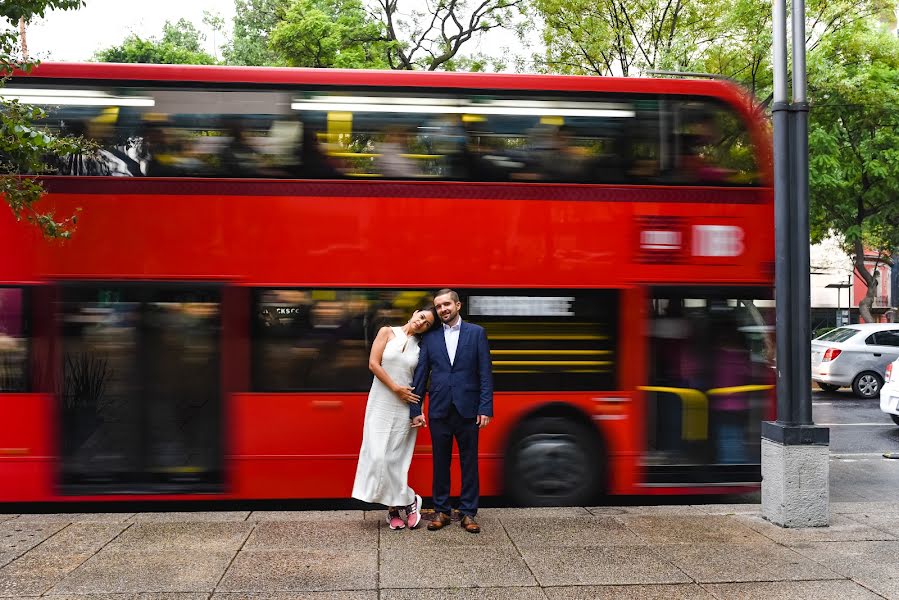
[430,404,480,516]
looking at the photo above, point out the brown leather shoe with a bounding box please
[427,512,452,531]
[460,515,481,533]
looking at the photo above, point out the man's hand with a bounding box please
[477,415,492,428]
[411,415,427,428]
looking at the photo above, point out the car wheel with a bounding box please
[817,383,840,392]
[852,371,883,399]
[891,414,899,426]
[504,415,603,507]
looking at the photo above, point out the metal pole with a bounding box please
[791,0,813,425]
[772,0,793,425]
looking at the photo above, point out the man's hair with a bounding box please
[434,288,460,303]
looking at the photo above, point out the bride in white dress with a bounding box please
[352,307,436,530]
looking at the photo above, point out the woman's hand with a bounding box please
[393,385,420,404]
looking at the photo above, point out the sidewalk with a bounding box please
[1,502,897,599]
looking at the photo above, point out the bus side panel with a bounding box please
[0,394,54,501]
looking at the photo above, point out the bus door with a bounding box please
[58,284,223,493]
[643,288,774,486]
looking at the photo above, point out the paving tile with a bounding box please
[0,552,93,596]
[479,507,591,519]
[503,516,641,548]
[0,521,67,559]
[585,507,628,516]
[736,514,896,544]
[379,516,513,549]
[37,523,131,553]
[703,580,883,599]
[379,546,536,588]
[216,550,376,592]
[521,546,691,586]
[617,515,769,545]
[0,516,17,524]
[693,504,762,515]
[107,523,252,552]
[662,542,841,583]
[38,595,209,599]
[128,512,250,523]
[617,505,709,516]
[243,520,375,551]
[213,593,375,600]
[12,513,135,524]
[842,512,899,538]
[248,511,364,522]
[789,540,899,580]
[383,588,548,600]
[850,576,899,600]
[544,584,714,599]
[830,502,899,515]
[49,551,234,594]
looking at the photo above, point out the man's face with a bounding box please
[434,293,461,325]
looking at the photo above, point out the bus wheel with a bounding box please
[504,416,604,507]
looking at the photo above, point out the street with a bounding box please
[814,388,899,502]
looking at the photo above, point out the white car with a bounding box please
[811,324,899,399]
[880,359,899,425]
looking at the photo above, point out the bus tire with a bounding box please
[503,415,604,507]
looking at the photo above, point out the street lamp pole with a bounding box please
[761,0,830,527]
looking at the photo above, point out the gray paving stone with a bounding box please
[248,511,364,522]
[662,542,841,583]
[503,516,641,548]
[618,505,709,515]
[12,513,135,524]
[703,580,883,599]
[0,516,17,524]
[38,595,209,599]
[379,516,513,549]
[693,504,762,515]
[243,520,375,551]
[850,576,899,600]
[50,551,234,594]
[480,507,591,519]
[0,551,92,596]
[842,512,899,537]
[789,540,899,580]
[585,507,628,516]
[107,523,252,552]
[212,593,374,600]
[544,584,715,599]
[128,512,250,523]
[736,514,896,544]
[379,546,536,588]
[0,521,67,560]
[617,515,770,545]
[37,523,131,553]
[383,588,548,600]
[216,550,376,592]
[521,546,691,586]
[830,502,899,515]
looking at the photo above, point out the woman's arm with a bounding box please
[369,327,420,404]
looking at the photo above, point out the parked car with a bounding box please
[879,359,899,425]
[811,324,899,399]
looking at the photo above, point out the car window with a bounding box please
[816,328,857,342]
[875,331,899,347]
[866,333,878,345]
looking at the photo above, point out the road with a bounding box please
[813,387,899,501]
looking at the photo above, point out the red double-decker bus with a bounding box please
[0,63,774,504]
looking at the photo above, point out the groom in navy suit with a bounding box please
[411,289,493,533]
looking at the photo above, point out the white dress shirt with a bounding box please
[443,318,462,365]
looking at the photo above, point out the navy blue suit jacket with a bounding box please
[410,321,494,420]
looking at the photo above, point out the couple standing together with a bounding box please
[352,289,493,533]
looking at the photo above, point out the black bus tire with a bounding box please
[503,415,605,507]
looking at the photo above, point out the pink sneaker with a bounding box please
[404,494,423,529]
[386,508,406,530]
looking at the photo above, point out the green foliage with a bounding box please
[93,18,218,65]
[269,0,390,68]
[225,0,288,66]
[1,0,86,238]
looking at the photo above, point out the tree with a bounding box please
[808,28,899,323]
[1,0,86,238]
[270,0,391,68]
[93,18,218,65]
[225,0,288,66]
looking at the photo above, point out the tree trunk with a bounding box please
[19,17,27,60]
[853,239,879,323]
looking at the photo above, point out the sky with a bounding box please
[27,0,237,62]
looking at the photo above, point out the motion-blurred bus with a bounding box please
[0,63,774,504]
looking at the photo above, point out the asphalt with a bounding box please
[1,502,898,599]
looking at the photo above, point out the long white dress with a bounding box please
[352,327,420,506]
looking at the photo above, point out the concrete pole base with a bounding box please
[761,437,829,527]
